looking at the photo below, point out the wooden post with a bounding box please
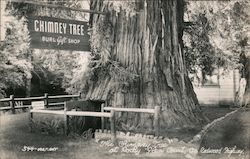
[154,106,161,136]
[72,94,78,101]
[101,104,105,133]
[44,93,48,108]
[64,102,69,135]
[110,110,116,144]
[79,92,82,99]
[9,95,15,114]
[29,108,33,132]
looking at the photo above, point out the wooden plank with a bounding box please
[44,93,48,108]
[104,107,155,114]
[0,107,11,110]
[30,109,64,115]
[15,96,45,101]
[66,111,111,118]
[0,98,10,102]
[13,94,80,101]
[0,106,29,111]
[10,95,15,114]
[48,102,65,106]
[101,104,105,133]
[3,94,80,103]
[153,106,161,136]
[110,110,117,144]
[48,94,80,99]
[29,111,33,132]
[64,104,69,136]
[15,106,30,109]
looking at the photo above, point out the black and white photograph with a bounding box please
[0,0,249,158]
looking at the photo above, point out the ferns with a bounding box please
[30,117,94,140]
[30,118,64,135]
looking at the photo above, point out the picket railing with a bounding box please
[0,93,81,114]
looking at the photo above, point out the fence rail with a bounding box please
[0,98,11,102]
[30,109,65,115]
[14,96,45,101]
[48,94,80,99]
[48,102,65,106]
[28,100,161,143]
[66,111,111,118]
[103,107,155,113]
[0,93,81,113]
[0,106,30,111]
[102,106,161,136]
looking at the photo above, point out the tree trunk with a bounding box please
[243,53,250,106]
[25,77,31,97]
[86,0,206,132]
[25,50,33,97]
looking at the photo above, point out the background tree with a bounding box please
[29,0,90,95]
[183,12,224,85]
[83,0,206,132]
[184,0,250,106]
[0,11,32,98]
[1,0,90,97]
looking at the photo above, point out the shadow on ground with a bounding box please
[199,109,250,159]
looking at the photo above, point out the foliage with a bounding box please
[0,12,32,97]
[1,0,91,96]
[183,13,222,76]
[68,129,93,141]
[0,0,141,97]
[184,0,250,80]
[29,0,91,94]
[30,118,64,135]
[32,50,90,94]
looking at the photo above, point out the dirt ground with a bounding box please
[198,108,250,159]
[0,107,249,159]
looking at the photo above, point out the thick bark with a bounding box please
[86,0,205,132]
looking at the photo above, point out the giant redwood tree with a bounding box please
[85,0,206,132]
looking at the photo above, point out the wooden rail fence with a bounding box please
[29,100,161,143]
[102,106,161,136]
[0,93,81,113]
[1,94,162,143]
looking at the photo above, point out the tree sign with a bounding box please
[31,101,45,110]
[28,16,90,51]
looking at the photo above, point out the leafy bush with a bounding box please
[30,118,64,136]
[68,128,94,141]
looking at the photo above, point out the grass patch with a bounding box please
[0,113,164,159]
[0,107,247,159]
